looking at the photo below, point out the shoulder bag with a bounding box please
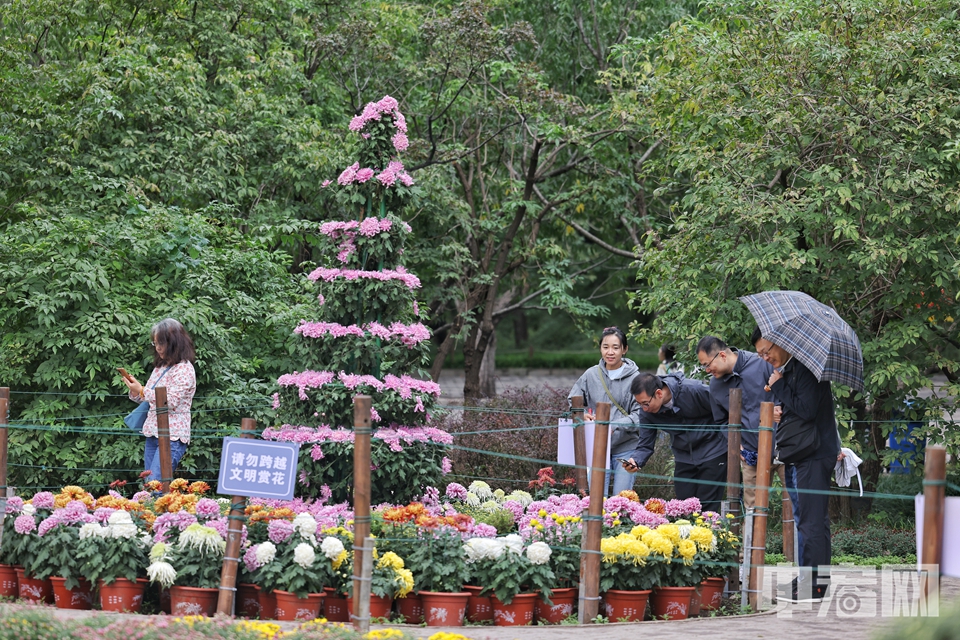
[124,367,172,433]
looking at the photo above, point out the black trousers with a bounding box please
[674,452,727,513]
[793,455,834,571]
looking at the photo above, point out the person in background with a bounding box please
[568,326,642,495]
[656,343,683,375]
[752,326,840,602]
[621,372,728,512]
[120,318,197,482]
[695,335,775,511]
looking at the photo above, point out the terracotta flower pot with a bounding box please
[322,588,349,622]
[699,577,726,611]
[99,577,148,612]
[237,583,261,618]
[395,594,424,624]
[347,594,393,620]
[650,586,696,620]
[419,591,469,627]
[258,588,277,620]
[602,589,651,622]
[15,568,53,604]
[50,576,94,610]
[274,589,324,622]
[490,592,537,626]
[0,564,18,598]
[464,585,493,622]
[534,587,577,624]
[689,583,703,617]
[170,585,219,617]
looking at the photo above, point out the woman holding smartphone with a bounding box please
[567,326,642,495]
[119,318,197,481]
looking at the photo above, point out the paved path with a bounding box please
[32,575,958,639]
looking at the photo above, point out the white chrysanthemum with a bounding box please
[293,513,318,539]
[481,500,501,513]
[108,510,133,526]
[493,489,505,500]
[217,498,231,506]
[675,519,692,539]
[147,561,177,589]
[150,542,170,562]
[293,542,316,568]
[503,534,524,555]
[463,538,503,562]
[78,523,104,540]
[140,531,153,546]
[109,522,139,539]
[255,541,277,566]
[506,490,533,507]
[526,541,552,565]
[22,504,36,516]
[465,492,480,507]
[320,536,345,560]
[468,481,493,500]
[178,523,226,555]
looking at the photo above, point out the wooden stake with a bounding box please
[921,445,946,601]
[216,418,257,616]
[571,396,588,493]
[155,386,173,492]
[578,401,609,624]
[356,536,374,634]
[352,395,372,631]
[725,388,742,592]
[0,387,8,499]
[781,467,796,564]
[748,402,774,612]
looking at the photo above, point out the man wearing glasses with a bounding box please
[695,335,775,511]
[620,372,728,512]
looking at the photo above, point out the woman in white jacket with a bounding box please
[568,327,642,495]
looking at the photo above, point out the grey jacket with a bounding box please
[568,358,642,457]
[627,373,728,467]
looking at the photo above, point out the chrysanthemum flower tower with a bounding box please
[264,96,450,503]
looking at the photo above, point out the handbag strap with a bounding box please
[595,365,630,419]
[149,366,172,390]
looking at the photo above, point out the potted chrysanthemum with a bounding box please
[253,513,334,622]
[690,512,734,612]
[463,534,554,627]
[32,501,97,609]
[339,548,414,621]
[146,522,226,617]
[599,527,657,622]
[404,527,471,626]
[527,518,581,623]
[74,509,151,612]
[643,521,711,620]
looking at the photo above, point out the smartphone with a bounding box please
[615,458,635,468]
[117,367,131,380]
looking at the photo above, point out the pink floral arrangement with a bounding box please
[307,266,422,290]
[295,320,430,347]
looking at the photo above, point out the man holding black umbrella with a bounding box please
[752,326,841,603]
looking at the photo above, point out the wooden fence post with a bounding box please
[578,402,609,624]
[781,470,796,564]
[352,396,372,632]
[0,387,8,499]
[216,418,257,616]
[748,402,774,612]
[571,396,588,493]
[155,386,173,491]
[921,445,946,602]
[725,388,742,592]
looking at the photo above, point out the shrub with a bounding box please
[831,524,916,558]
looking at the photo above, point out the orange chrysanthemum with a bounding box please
[644,498,667,515]
[618,490,640,503]
[169,478,189,492]
[144,480,163,492]
[188,481,211,495]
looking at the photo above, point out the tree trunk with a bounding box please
[463,321,496,401]
[429,316,464,383]
[479,331,497,397]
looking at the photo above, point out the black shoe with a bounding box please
[780,578,827,603]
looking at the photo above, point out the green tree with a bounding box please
[606,0,960,499]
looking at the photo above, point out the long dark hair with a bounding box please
[152,318,196,367]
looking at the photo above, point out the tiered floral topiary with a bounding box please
[265,95,451,505]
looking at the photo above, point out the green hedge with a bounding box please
[442,349,660,371]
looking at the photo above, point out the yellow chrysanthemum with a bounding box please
[641,531,674,557]
[365,629,407,639]
[333,549,349,571]
[377,551,405,571]
[689,526,716,552]
[538,508,547,518]
[600,535,650,564]
[169,478,190,492]
[427,633,471,640]
[238,620,282,639]
[630,525,651,539]
[396,568,415,598]
[657,524,681,544]
[678,539,697,564]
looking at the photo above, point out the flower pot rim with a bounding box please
[273,589,325,599]
[604,588,653,595]
[418,590,470,597]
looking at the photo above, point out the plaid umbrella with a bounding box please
[739,290,864,391]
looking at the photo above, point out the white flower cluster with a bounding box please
[503,534,524,555]
[506,490,533,507]
[293,542,316,568]
[147,561,177,589]
[79,523,107,539]
[293,513,318,540]
[256,541,277,566]
[463,537,505,563]
[465,492,480,507]
[525,541,552,565]
[468,481,494,500]
[107,510,139,539]
[178,524,226,555]
[150,542,170,562]
[320,536,345,560]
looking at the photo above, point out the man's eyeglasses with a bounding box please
[702,351,722,370]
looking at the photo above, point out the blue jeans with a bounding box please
[606,463,637,496]
[144,437,188,482]
[784,463,804,565]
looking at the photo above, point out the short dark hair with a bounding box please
[631,372,663,397]
[696,335,728,356]
[659,343,676,361]
[152,318,196,367]
[601,326,627,349]
[750,326,763,346]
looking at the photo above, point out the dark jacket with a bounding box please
[568,358,642,457]
[707,349,774,453]
[770,357,841,461]
[627,373,728,467]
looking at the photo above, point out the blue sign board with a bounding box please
[217,438,300,500]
